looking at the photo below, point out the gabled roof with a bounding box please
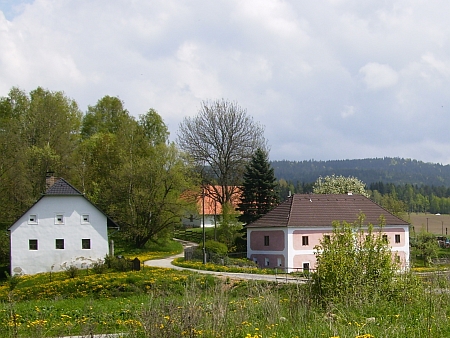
[45,178,83,195]
[246,194,409,228]
[9,178,118,230]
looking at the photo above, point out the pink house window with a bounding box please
[395,234,400,243]
[302,236,309,246]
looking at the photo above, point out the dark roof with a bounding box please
[246,194,409,228]
[45,178,83,195]
[9,178,119,230]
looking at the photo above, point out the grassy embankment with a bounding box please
[3,261,450,337]
[2,235,450,337]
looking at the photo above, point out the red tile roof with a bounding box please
[196,186,242,215]
[246,194,409,228]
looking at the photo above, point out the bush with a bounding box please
[204,240,228,255]
[91,259,107,274]
[312,214,399,305]
[64,265,79,279]
[104,255,133,272]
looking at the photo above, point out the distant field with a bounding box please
[408,213,450,236]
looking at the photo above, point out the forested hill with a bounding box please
[271,157,450,187]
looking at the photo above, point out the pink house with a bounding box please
[246,193,410,271]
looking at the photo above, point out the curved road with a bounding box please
[144,240,303,283]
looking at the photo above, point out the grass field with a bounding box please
[2,264,450,337]
[407,212,450,236]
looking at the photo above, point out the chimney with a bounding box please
[46,171,56,190]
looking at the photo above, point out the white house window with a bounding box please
[82,239,91,249]
[81,214,90,223]
[55,239,64,249]
[302,236,309,246]
[29,239,38,250]
[277,258,282,267]
[264,258,270,266]
[28,215,38,224]
[395,234,401,243]
[55,214,64,224]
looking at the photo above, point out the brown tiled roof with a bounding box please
[246,194,409,228]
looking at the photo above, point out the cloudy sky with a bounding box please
[1,1,450,164]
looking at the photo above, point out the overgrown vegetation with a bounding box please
[312,214,413,306]
[2,264,450,337]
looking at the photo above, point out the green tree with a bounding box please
[410,229,439,266]
[81,96,130,138]
[0,87,82,223]
[177,99,266,207]
[238,148,279,224]
[312,214,399,305]
[78,101,196,248]
[139,108,169,146]
[217,202,243,251]
[313,174,369,197]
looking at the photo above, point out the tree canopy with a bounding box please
[313,174,369,197]
[177,99,266,207]
[0,87,197,251]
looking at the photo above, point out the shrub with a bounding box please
[64,265,79,279]
[104,255,133,272]
[204,240,228,256]
[4,272,20,291]
[91,259,107,274]
[312,213,399,305]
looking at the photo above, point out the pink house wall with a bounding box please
[293,254,317,270]
[382,228,406,247]
[292,230,330,250]
[292,228,406,250]
[250,230,285,251]
[249,254,285,269]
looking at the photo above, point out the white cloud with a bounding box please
[341,105,355,118]
[359,62,399,90]
[2,1,450,163]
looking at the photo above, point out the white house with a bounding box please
[247,193,410,272]
[9,178,117,275]
[181,185,241,228]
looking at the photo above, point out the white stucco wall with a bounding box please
[182,214,220,228]
[9,195,109,275]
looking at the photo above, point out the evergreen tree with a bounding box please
[238,148,279,224]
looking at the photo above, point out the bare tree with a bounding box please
[177,99,266,206]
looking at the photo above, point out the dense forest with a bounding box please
[273,159,450,215]
[272,158,450,187]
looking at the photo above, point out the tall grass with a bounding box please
[2,266,450,337]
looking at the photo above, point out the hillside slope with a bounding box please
[272,157,450,187]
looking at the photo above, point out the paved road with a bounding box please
[144,240,304,283]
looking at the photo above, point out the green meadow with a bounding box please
[2,256,450,337]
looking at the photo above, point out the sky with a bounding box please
[1,1,450,164]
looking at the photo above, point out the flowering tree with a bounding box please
[313,174,369,197]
